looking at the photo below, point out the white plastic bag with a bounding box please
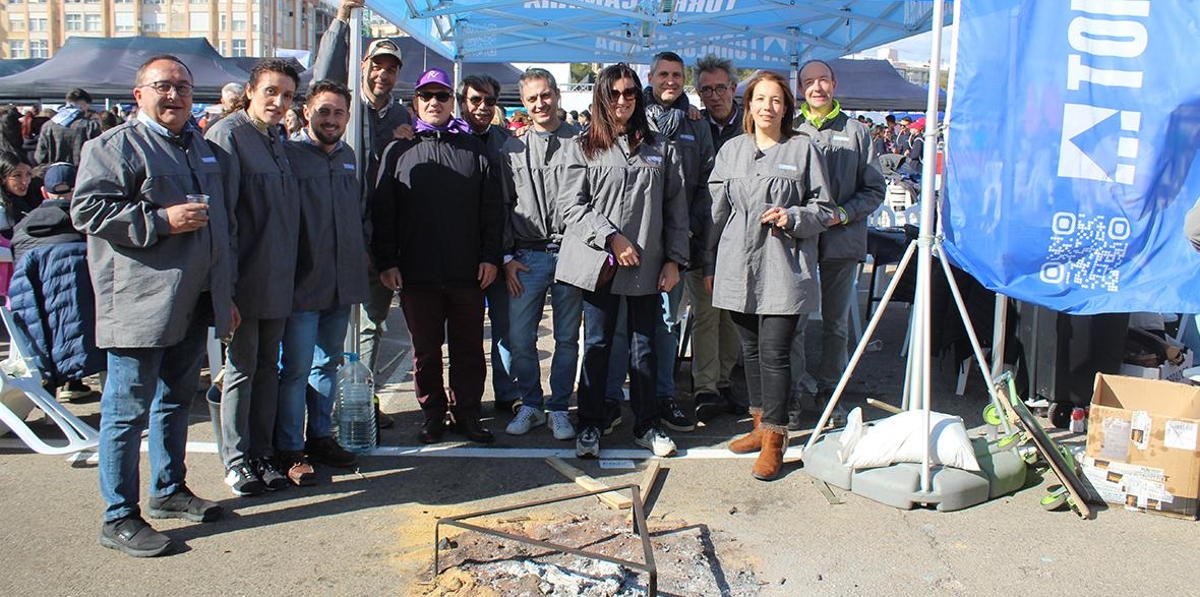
[843,410,981,472]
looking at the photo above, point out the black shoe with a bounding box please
[659,398,696,432]
[224,462,264,496]
[100,516,173,558]
[719,387,748,416]
[449,417,495,444]
[305,436,358,469]
[603,400,623,436]
[255,458,289,491]
[419,416,446,444]
[147,486,222,523]
[376,408,395,430]
[694,392,723,423]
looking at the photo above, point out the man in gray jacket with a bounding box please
[72,55,236,557]
[792,59,886,428]
[310,0,412,411]
[498,68,581,440]
[36,87,100,166]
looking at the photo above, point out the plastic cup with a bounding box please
[187,193,210,206]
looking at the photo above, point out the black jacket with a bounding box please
[371,131,503,288]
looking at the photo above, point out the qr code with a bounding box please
[1040,212,1130,292]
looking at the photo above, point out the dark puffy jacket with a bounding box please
[8,242,105,387]
[370,131,503,288]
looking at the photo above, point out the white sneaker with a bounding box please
[505,405,546,435]
[635,427,677,457]
[548,411,576,440]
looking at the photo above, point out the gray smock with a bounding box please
[555,132,689,295]
[205,111,299,320]
[796,112,886,261]
[651,115,715,269]
[71,119,234,348]
[706,133,837,315]
[499,122,580,250]
[36,114,101,166]
[285,135,371,312]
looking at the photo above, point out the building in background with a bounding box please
[0,0,336,59]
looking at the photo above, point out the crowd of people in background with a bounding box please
[0,0,941,560]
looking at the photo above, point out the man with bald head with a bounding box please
[73,54,237,557]
[790,59,885,429]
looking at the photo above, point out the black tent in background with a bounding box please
[0,37,249,102]
[0,59,46,78]
[748,58,945,112]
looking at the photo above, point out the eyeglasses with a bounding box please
[416,90,452,103]
[140,81,194,97]
[608,87,639,102]
[698,84,730,96]
[466,95,497,107]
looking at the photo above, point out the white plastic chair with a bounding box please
[0,307,100,455]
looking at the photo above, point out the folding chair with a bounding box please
[0,306,99,455]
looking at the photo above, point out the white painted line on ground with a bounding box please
[3,439,805,461]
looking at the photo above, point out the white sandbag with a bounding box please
[843,410,981,472]
[836,407,865,463]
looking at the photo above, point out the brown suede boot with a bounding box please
[751,428,788,481]
[728,411,763,454]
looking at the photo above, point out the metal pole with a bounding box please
[346,6,364,355]
[915,0,947,496]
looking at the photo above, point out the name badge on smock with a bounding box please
[201,156,217,163]
[646,155,663,164]
[778,164,797,171]
[343,163,356,170]
[680,134,695,141]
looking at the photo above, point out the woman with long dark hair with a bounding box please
[205,58,301,496]
[556,63,689,458]
[0,150,37,238]
[704,71,836,480]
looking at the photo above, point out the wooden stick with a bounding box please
[867,398,903,414]
[638,460,662,499]
[544,457,632,510]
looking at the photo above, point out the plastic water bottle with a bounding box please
[333,352,377,453]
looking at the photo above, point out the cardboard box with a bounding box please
[1119,349,1192,383]
[1085,373,1200,519]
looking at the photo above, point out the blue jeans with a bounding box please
[507,249,582,412]
[606,282,683,402]
[98,305,209,523]
[485,278,519,403]
[276,305,352,451]
[579,289,659,436]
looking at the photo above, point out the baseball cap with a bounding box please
[365,38,403,64]
[415,68,452,91]
[43,162,77,194]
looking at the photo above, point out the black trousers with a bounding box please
[730,311,800,429]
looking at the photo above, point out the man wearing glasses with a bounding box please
[457,73,520,415]
[72,55,236,557]
[311,0,413,412]
[371,68,503,445]
[690,54,746,422]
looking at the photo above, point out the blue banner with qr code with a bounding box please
[942,0,1200,314]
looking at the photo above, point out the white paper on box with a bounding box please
[1164,420,1198,451]
[1082,455,1165,481]
[1131,411,1152,451]
[1124,476,1175,504]
[1099,417,1132,461]
[598,459,636,470]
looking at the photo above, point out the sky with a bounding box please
[867,25,956,64]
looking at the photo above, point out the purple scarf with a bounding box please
[413,116,472,135]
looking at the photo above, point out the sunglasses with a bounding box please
[608,87,639,102]
[467,95,497,107]
[416,90,452,103]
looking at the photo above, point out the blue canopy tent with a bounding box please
[365,1,950,69]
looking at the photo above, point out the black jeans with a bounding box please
[730,311,800,429]
[578,287,660,436]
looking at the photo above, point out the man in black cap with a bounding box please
[35,88,100,166]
